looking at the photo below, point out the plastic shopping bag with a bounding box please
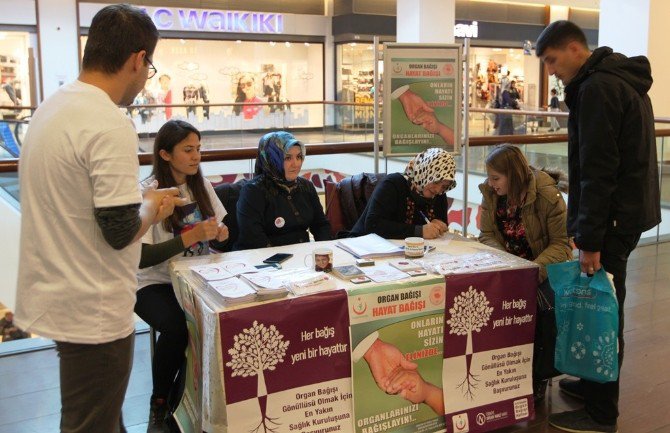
[546,261,619,383]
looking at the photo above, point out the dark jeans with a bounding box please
[135,283,188,401]
[56,333,134,433]
[582,231,641,425]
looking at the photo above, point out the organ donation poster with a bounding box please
[442,269,537,433]
[219,290,353,433]
[383,43,462,155]
[348,277,448,433]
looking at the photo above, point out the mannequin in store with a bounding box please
[133,86,155,124]
[158,74,173,120]
[269,73,283,112]
[509,80,522,105]
[263,70,275,100]
[233,73,262,120]
[1,77,21,120]
[500,70,511,92]
[199,83,210,120]
[183,83,199,118]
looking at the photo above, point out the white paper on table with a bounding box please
[287,270,337,296]
[214,261,259,276]
[421,252,508,275]
[361,264,410,283]
[241,267,304,292]
[207,278,257,301]
[190,262,235,281]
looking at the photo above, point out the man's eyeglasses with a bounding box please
[145,57,157,79]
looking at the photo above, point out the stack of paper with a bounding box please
[331,265,365,281]
[420,252,508,275]
[361,264,410,283]
[388,259,424,272]
[190,262,235,284]
[241,268,294,300]
[285,269,338,296]
[336,234,404,259]
[214,261,258,276]
[207,278,257,306]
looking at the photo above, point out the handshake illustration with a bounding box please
[354,332,445,415]
[393,85,454,149]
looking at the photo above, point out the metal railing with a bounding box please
[2,104,669,243]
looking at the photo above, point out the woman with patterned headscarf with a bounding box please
[234,131,331,250]
[350,148,456,239]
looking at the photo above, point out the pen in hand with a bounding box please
[419,211,431,225]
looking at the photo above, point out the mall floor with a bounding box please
[0,242,668,432]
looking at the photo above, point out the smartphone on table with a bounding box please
[262,253,293,264]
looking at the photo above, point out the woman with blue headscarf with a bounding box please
[234,131,331,250]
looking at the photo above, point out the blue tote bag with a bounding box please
[546,261,619,383]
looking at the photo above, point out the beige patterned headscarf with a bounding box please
[403,148,457,191]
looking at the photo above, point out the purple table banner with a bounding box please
[442,268,538,433]
[220,290,352,433]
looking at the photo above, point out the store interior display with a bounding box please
[336,43,381,129]
[0,31,32,120]
[81,37,324,132]
[468,47,540,110]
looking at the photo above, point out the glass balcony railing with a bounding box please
[2,103,668,244]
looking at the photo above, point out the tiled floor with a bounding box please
[1,242,669,433]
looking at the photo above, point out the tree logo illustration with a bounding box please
[447,286,494,399]
[226,320,290,433]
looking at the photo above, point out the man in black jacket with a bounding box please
[536,21,661,433]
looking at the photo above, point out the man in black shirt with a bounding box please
[536,20,661,433]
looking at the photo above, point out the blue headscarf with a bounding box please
[254,131,306,186]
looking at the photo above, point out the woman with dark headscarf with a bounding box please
[234,131,331,250]
[350,148,456,239]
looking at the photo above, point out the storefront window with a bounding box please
[469,47,540,110]
[0,31,32,119]
[335,42,382,129]
[81,37,324,133]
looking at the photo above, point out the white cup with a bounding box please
[404,237,425,258]
[304,248,333,272]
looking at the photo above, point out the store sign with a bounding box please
[454,21,479,38]
[142,7,284,34]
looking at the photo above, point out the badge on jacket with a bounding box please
[275,217,285,228]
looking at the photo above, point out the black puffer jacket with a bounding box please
[234,176,331,250]
[349,173,448,239]
[564,46,660,251]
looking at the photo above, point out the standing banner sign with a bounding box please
[442,269,537,433]
[348,277,448,433]
[383,44,462,155]
[220,290,353,433]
